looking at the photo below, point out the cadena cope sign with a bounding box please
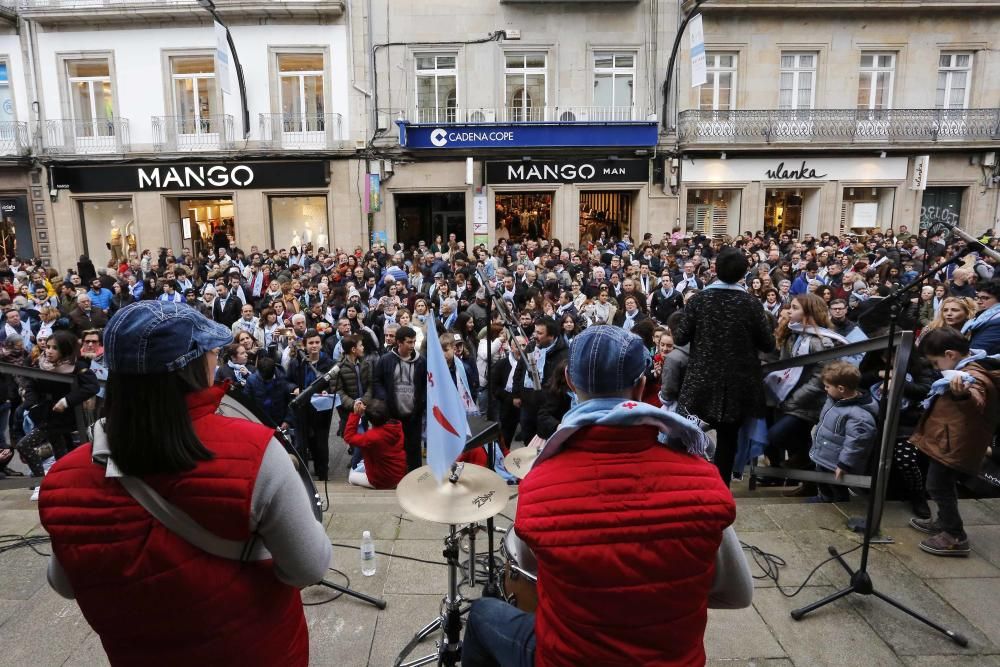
[50,161,329,193]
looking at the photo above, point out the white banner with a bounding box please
[689,14,707,87]
[910,155,930,191]
[683,157,909,183]
[215,21,231,95]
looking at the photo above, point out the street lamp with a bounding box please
[197,0,251,140]
[661,0,710,133]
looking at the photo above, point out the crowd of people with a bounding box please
[1,223,998,538]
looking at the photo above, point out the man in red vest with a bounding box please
[462,325,753,667]
[39,301,331,666]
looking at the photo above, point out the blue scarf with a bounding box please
[535,397,710,467]
[921,350,999,409]
[962,302,1000,335]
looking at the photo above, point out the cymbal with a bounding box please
[503,445,543,480]
[396,464,509,524]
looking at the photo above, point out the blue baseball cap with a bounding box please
[568,325,648,396]
[104,301,234,375]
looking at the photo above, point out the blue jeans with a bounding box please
[461,598,536,667]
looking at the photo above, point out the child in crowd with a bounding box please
[343,399,407,490]
[908,328,1000,556]
[808,361,878,502]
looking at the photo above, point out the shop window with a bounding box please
[170,55,217,133]
[920,187,963,231]
[580,192,633,244]
[593,52,635,120]
[764,189,804,237]
[779,52,817,111]
[505,53,546,122]
[415,54,457,123]
[840,187,895,236]
[495,193,552,241]
[936,53,972,110]
[700,53,737,113]
[80,199,134,268]
[268,195,329,250]
[278,54,326,133]
[686,189,741,239]
[0,61,14,122]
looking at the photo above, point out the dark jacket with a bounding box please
[23,360,100,434]
[244,370,295,426]
[68,307,108,336]
[536,389,572,439]
[809,392,879,472]
[212,296,242,329]
[673,289,775,425]
[513,336,569,398]
[650,287,684,324]
[336,355,374,411]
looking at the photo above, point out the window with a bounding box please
[170,56,217,133]
[415,54,457,123]
[779,52,816,110]
[268,195,329,250]
[594,52,635,120]
[699,52,737,112]
[857,53,895,110]
[505,53,546,122]
[278,54,326,132]
[68,60,113,136]
[80,199,134,269]
[936,52,972,109]
[0,62,13,122]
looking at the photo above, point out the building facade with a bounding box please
[672,0,1000,240]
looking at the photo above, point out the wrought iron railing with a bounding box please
[678,108,1000,145]
[0,121,30,156]
[258,112,343,149]
[43,118,131,154]
[408,105,651,124]
[152,114,234,152]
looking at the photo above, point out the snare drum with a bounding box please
[499,527,538,612]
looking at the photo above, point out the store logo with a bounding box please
[430,128,448,147]
[0,203,15,213]
[507,163,598,182]
[765,160,828,180]
[137,164,256,189]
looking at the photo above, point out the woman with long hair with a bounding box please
[764,293,849,491]
[917,296,976,344]
[17,330,99,485]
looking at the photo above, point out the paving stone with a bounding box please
[734,505,781,533]
[327,511,405,540]
[0,508,43,536]
[979,498,1000,519]
[384,539,450,595]
[752,586,904,666]
[305,589,380,667]
[62,632,111,667]
[0,547,50,600]
[971,526,1000,568]
[883,529,1000,579]
[706,660,795,667]
[954,499,1000,525]
[367,593,446,667]
[902,655,1000,666]
[0,587,93,665]
[705,605,785,661]
[0,598,21,629]
[738,530,837,589]
[762,503,852,532]
[926,578,1000,646]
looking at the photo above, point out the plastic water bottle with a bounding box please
[360,531,376,576]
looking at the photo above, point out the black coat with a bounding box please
[212,296,242,329]
[649,288,685,325]
[22,360,100,434]
[673,289,775,425]
[513,336,569,397]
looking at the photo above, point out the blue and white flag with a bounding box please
[426,331,470,483]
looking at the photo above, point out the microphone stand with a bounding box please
[790,235,972,646]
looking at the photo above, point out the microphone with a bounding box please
[934,219,1000,263]
[289,367,337,410]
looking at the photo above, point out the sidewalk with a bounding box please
[1,442,998,665]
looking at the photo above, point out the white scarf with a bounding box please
[764,323,849,402]
[622,309,639,332]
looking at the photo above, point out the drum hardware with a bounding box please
[394,463,508,667]
[218,388,386,610]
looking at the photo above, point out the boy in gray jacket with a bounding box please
[809,361,878,502]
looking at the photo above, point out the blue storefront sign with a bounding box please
[397,121,658,150]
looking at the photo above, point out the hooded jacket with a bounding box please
[808,392,879,472]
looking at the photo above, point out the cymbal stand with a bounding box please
[396,525,468,667]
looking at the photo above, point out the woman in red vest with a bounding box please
[39,301,332,666]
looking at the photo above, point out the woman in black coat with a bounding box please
[672,247,775,486]
[536,359,572,440]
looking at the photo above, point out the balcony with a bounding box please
[152,115,234,152]
[678,108,1000,147]
[259,113,343,150]
[408,106,652,124]
[44,119,131,155]
[16,0,345,25]
[0,122,29,157]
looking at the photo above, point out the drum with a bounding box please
[217,388,324,522]
[499,527,538,612]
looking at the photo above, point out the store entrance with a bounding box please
[579,191,634,244]
[764,189,804,238]
[495,192,552,241]
[170,197,234,257]
[395,193,466,250]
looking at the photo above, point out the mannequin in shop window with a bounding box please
[109,223,125,264]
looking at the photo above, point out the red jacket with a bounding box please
[516,425,736,667]
[39,385,308,667]
[343,411,407,489]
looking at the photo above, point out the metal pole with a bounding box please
[199,2,251,140]
[661,0,709,133]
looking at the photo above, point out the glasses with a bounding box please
[975,294,994,302]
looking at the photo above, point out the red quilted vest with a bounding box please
[516,425,736,667]
[38,385,308,667]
